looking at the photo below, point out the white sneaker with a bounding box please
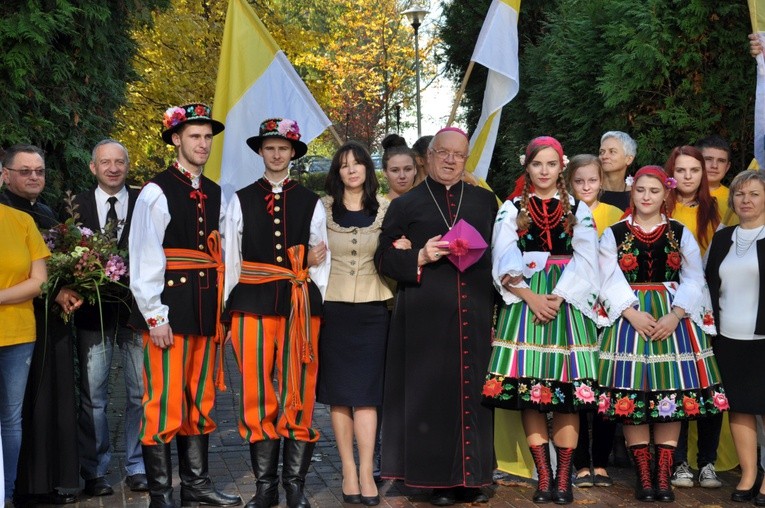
[698,463,722,488]
[670,461,694,487]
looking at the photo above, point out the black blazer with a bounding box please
[73,186,139,331]
[705,225,765,336]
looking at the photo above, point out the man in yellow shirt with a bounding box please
[697,135,738,226]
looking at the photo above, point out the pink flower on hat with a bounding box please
[163,107,187,129]
[277,119,300,140]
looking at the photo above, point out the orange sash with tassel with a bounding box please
[238,245,314,411]
[163,230,227,390]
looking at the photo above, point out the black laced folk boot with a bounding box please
[553,447,575,505]
[245,440,281,508]
[655,444,676,503]
[176,435,243,507]
[143,443,175,508]
[529,444,554,504]
[281,439,315,508]
[628,444,655,502]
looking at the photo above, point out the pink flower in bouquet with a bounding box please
[79,226,94,237]
[105,254,128,282]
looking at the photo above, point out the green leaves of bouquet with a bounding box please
[41,192,129,322]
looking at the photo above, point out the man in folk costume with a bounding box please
[128,103,242,508]
[223,118,329,508]
[374,127,498,506]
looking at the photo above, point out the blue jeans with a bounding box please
[0,342,34,496]
[77,326,145,479]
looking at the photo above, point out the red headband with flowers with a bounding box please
[632,165,677,189]
[522,136,567,167]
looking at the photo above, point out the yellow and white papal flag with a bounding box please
[749,0,765,169]
[208,0,332,200]
[465,0,521,182]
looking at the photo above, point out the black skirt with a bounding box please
[713,335,765,414]
[317,301,389,406]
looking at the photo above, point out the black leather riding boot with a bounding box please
[245,440,281,508]
[176,434,242,507]
[143,443,175,508]
[281,439,315,508]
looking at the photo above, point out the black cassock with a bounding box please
[374,178,498,487]
[0,189,80,498]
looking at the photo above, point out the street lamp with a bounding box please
[402,3,429,138]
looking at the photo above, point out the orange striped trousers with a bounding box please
[138,332,217,445]
[230,313,320,443]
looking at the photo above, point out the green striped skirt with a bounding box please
[597,284,728,425]
[482,262,599,413]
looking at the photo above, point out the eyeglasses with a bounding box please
[3,167,46,177]
[430,148,469,162]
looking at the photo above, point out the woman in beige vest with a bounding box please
[317,142,393,506]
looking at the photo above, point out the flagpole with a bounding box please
[447,60,475,126]
[327,125,343,146]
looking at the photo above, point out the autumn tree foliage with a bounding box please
[441,0,754,198]
[0,0,168,202]
[114,0,421,182]
[112,0,227,185]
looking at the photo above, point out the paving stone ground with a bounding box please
[44,346,743,507]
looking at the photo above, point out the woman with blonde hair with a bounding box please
[565,154,623,488]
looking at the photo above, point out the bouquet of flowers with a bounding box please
[41,193,129,321]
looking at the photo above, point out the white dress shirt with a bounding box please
[129,179,224,328]
[94,185,129,241]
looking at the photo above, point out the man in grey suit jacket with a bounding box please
[73,139,147,496]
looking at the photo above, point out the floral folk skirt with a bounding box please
[597,284,728,424]
[482,263,599,413]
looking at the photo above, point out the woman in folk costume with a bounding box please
[483,136,601,505]
[565,154,624,488]
[596,165,728,503]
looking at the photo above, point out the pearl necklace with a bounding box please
[735,225,765,257]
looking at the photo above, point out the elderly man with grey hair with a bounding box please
[72,139,148,495]
[374,127,498,506]
[598,131,637,211]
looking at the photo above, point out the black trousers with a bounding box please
[574,412,617,470]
